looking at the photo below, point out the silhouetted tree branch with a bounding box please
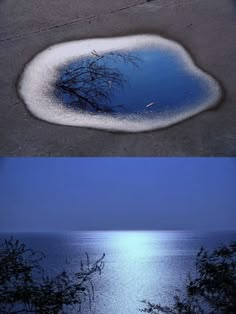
[0,238,105,314]
[141,241,236,314]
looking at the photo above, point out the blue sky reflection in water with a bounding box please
[55,48,212,115]
[19,35,221,131]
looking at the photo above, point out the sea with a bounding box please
[1,230,235,314]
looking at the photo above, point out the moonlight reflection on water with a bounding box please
[3,231,236,314]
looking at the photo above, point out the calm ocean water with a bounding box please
[1,231,235,314]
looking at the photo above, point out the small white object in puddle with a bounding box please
[146,102,156,108]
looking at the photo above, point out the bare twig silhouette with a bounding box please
[0,238,105,314]
[141,241,236,314]
[55,51,141,113]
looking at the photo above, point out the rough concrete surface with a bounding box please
[0,0,236,156]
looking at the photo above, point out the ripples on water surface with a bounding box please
[2,231,235,314]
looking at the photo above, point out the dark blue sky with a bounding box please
[0,158,235,231]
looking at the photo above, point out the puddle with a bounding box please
[19,35,222,132]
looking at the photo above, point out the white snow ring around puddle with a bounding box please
[18,35,222,132]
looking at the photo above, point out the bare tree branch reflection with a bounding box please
[55,51,141,113]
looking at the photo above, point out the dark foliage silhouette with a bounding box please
[141,241,236,314]
[0,238,105,314]
[55,51,140,113]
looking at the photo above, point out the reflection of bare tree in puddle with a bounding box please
[55,51,141,113]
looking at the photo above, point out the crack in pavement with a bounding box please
[0,0,202,43]
[0,1,151,43]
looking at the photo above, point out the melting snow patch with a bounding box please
[18,35,222,132]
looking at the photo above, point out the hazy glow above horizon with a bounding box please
[0,158,235,231]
